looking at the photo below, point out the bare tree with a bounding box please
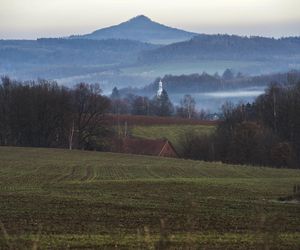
[179,94,196,119]
[72,83,111,149]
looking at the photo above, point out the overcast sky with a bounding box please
[1,0,299,39]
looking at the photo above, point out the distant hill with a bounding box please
[1,18,300,87]
[70,15,197,44]
[138,34,300,64]
[0,38,157,65]
[0,38,158,79]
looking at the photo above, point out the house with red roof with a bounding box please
[111,137,179,158]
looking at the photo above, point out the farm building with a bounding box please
[111,137,179,158]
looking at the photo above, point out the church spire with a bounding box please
[157,79,163,97]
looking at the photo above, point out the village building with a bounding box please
[111,137,179,158]
[157,79,163,97]
[110,80,179,158]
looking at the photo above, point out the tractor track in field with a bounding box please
[81,165,96,181]
[57,166,77,182]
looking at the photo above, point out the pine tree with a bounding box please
[152,89,174,116]
[111,87,120,100]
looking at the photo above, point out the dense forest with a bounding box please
[0,77,111,149]
[181,81,300,168]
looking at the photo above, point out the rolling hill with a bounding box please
[0,38,158,80]
[1,16,300,87]
[0,146,300,248]
[70,15,197,44]
[138,34,300,64]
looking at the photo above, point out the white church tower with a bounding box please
[157,79,163,97]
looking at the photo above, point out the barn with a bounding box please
[111,137,179,158]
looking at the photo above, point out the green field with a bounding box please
[0,147,300,249]
[131,124,215,153]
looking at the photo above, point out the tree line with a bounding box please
[0,77,201,150]
[110,86,205,119]
[119,70,300,96]
[138,34,300,64]
[0,77,111,149]
[181,81,300,168]
[1,76,299,168]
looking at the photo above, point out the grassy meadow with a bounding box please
[0,146,300,249]
[131,124,215,153]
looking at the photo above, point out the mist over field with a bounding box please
[170,87,265,112]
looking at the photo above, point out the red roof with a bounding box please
[111,137,179,158]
